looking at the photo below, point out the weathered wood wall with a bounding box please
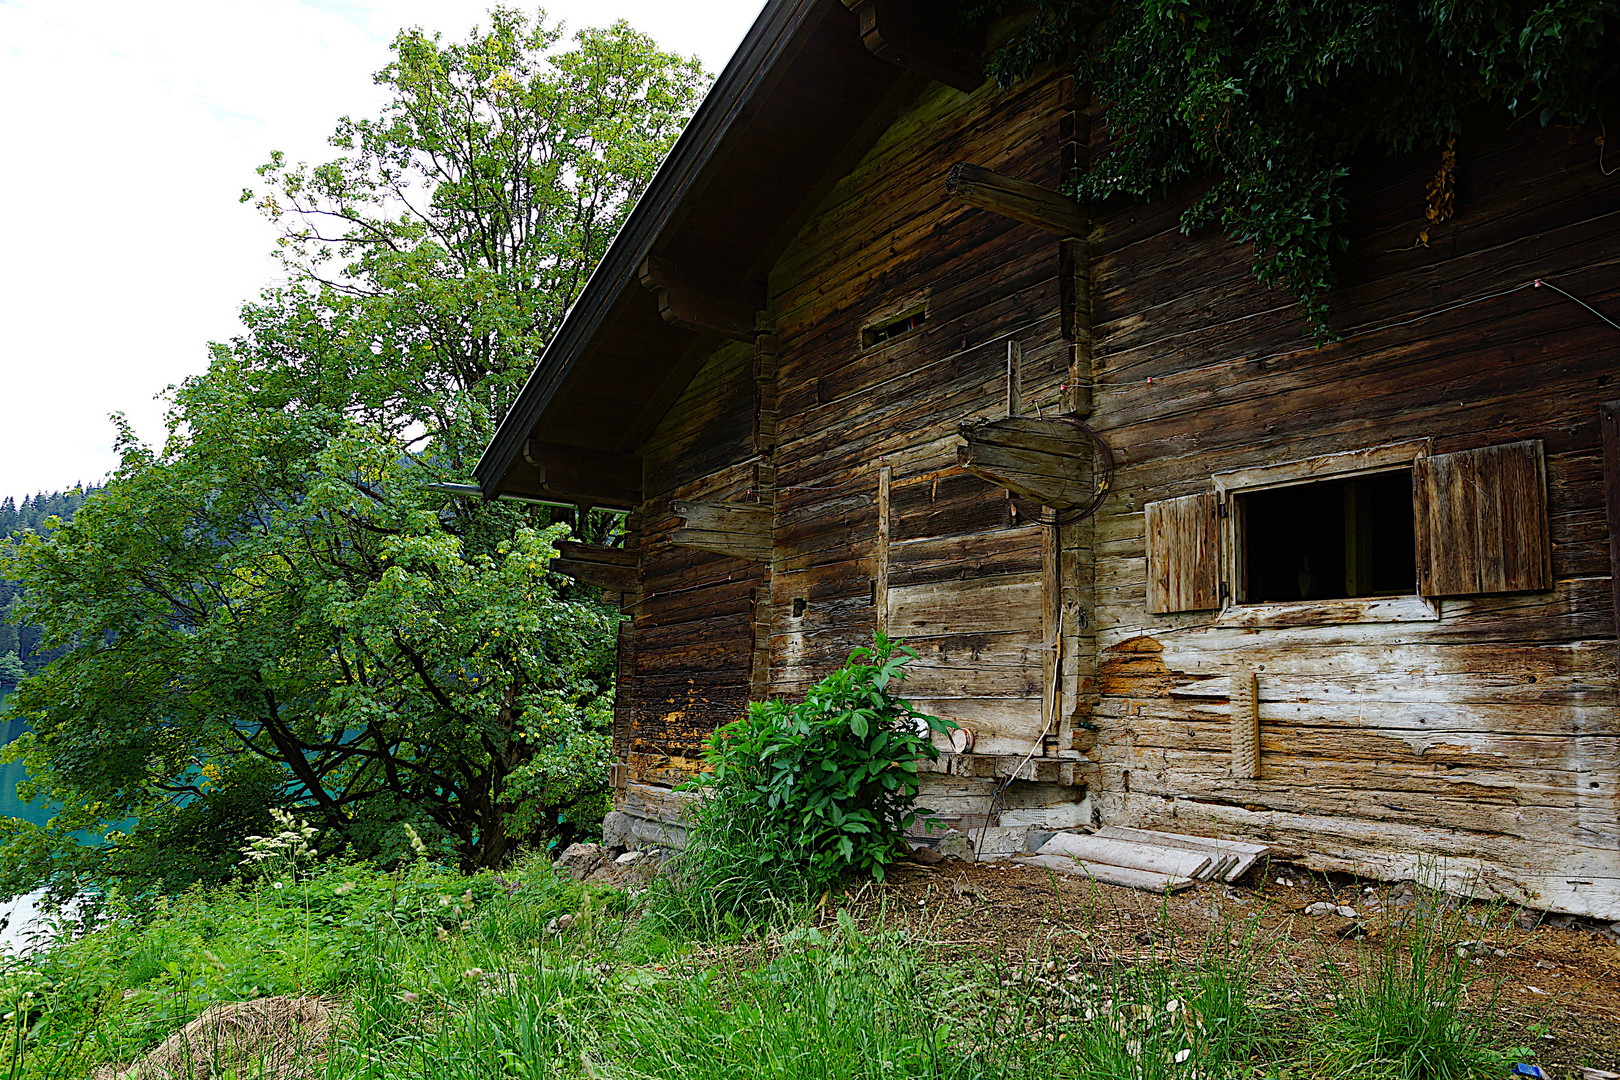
[621,340,764,787]
[1086,119,1620,917]
[619,67,1093,837]
[613,42,1619,916]
[765,68,1085,834]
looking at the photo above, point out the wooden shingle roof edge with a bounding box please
[472,0,822,499]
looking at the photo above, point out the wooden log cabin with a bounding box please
[475,0,1620,917]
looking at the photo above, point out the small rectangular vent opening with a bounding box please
[862,308,926,348]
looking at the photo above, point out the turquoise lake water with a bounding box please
[0,686,48,828]
[1,686,55,952]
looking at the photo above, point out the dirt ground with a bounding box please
[830,856,1620,1074]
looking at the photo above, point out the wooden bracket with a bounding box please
[638,256,764,342]
[842,0,982,92]
[958,416,1093,510]
[671,501,772,562]
[553,541,638,592]
[946,162,1088,238]
[516,440,641,508]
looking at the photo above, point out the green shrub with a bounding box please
[705,635,952,876]
[643,635,953,934]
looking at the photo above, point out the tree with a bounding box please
[0,651,22,686]
[0,11,707,906]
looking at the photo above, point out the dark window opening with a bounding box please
[1238,470,1415,603]
[791,597,808,618]
[862,309,926,348]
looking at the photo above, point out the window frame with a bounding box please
[1211,439,1439,627]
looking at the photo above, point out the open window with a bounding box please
[1237,470,1415,603]
[1144,439,1551,623]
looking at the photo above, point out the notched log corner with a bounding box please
[946,163,1087,237]
[553,541,638,593]
[957,415,1094,509]
[670,501,772,563]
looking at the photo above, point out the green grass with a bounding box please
[1311,889,1522,1080]
[0,860,1528,1080]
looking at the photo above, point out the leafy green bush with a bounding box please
[702,634,954,882]
[646,635,954,933]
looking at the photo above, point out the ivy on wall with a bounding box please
[959,1,1620,335]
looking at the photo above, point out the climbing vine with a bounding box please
[956,1,1620,335]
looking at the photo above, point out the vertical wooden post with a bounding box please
[1058,79,1094,418]
[612,508,644,787]
[1041,508,1061,750]
[1230,669,1260,780]
[876,464,892,635]
[1006,339,1022,419]
[1603,402,1620,705]
[750,313,777,704]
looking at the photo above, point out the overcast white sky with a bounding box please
[0,0,761,501]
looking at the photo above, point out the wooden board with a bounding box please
[1010,854,1197,893]
[1415,440,1552,596]
[1144,493,1219,613]
[1602,402,1620,683]
[1035,832,1212,879]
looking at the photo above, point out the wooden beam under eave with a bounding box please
[843,0,983,93]
[670,501,772,563]
[507,442,642,509]
[638,256,762,342]
[553,542,638,592]
[946,162,1088,238]
[957,417,1094,510]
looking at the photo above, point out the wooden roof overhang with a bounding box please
[474,0,985,507]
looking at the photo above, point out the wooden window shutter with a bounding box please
[1145,493,1220,613]
[1414,439,1551,597]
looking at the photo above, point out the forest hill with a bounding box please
[0,489,93,685]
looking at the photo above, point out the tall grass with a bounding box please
[0,855,1537,1080]
[637,791,830,938]
[1312,883,1518,1080]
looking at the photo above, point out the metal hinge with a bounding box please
[1216,500,1228,519]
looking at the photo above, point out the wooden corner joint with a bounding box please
[637,255,764,342]
[946,162,1088,238]
[670,500,772,563]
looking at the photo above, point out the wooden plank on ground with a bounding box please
[1092,826,1269,883]
[1035,833,1212,879]
[1010,854,1196,892]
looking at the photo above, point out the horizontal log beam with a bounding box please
[843,0,982,93]
[957,416,1094,509]
[638,256,763,342]
[508,442,642,508]
[557,541,637,567]
[945,162,1088,237]
[670,500,772,562]
[552,555,637,593]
